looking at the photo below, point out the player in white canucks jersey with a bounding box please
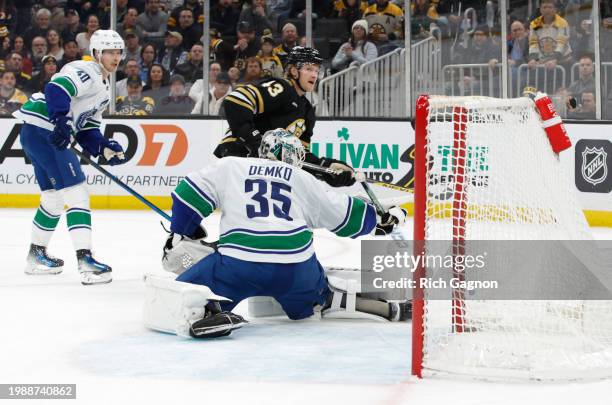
[154,129,407,338]
[13,30,127,285]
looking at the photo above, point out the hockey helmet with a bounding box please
[285,46,323,69]
[89,30,125,59]
[259,128,305,167]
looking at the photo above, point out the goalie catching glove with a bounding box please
[375,206,408,235]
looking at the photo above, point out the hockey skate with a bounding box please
[24,244,64,275]
[77,249,112,285]
[189,301,248,338]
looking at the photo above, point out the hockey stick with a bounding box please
[360,181,385,216]
[71,146,172,222]
[300,162,412,193]
[305,162,408,240]
[300,162,386,214]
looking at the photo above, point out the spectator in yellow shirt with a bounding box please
[257,36,284,78]
[0,70,27,115]
[364,0,404,55]
[527,0,572,71]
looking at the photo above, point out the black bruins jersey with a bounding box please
[214,78,316,160]
[115,95,155,116]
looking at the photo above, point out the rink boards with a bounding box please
[0,117,610,226]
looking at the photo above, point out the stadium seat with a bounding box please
[328,39,343,61]
[313,37,330,60]
[315,19,348,40]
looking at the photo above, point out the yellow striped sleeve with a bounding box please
[236,87,257,108]
[246,84,264,113]
[225,96,255,112]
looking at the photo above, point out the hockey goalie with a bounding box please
[143,129,410,339]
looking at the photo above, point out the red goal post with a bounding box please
[410,94,612,381]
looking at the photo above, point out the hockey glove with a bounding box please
[238,129,262,151]
[50,115,72,150]
[320,158,356,188]
[162,229,217,275]
[375,206,408,235]
[101,139,126,166]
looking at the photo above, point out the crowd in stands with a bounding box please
[0,0,400,116]
[430,0,610,118]
[0,0,609,119]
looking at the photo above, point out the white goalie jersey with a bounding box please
[171,156,377,263]
[14,60,109,132]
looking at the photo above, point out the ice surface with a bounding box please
[1,209,611,404]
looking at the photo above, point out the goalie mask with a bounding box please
[259,128,305,167]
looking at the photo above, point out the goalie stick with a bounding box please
[71,145,172,222]
[300,162,412,193]
[305,163,410,245]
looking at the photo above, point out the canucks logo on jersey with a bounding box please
[14,60,110,133]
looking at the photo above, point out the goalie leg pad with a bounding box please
[323,274,390,322]
[322,268,410,322]
[143,273,231,337]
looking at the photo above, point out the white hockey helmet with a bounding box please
[259,128,305,167]
[89,30,125,60]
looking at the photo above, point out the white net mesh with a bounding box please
[415,96,612,381]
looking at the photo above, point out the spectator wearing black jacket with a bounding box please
[118,7,144,41]
[232,21,260,73]
[61,8,84,43]
[211,0,240,36]
[172,42,204,83]
[23,8,51,48]
[176,8,202,50]
[4,51,32,93]
[28,54,57,93]
[209,27,235,71]
[167,0,203,29]
[58,38,80,69]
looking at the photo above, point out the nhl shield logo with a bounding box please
[581,147,608,186]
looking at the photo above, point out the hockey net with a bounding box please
[412,95,612,381]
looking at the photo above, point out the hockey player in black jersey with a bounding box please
[214,46,355,188]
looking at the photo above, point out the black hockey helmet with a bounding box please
[285,46,323,69]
